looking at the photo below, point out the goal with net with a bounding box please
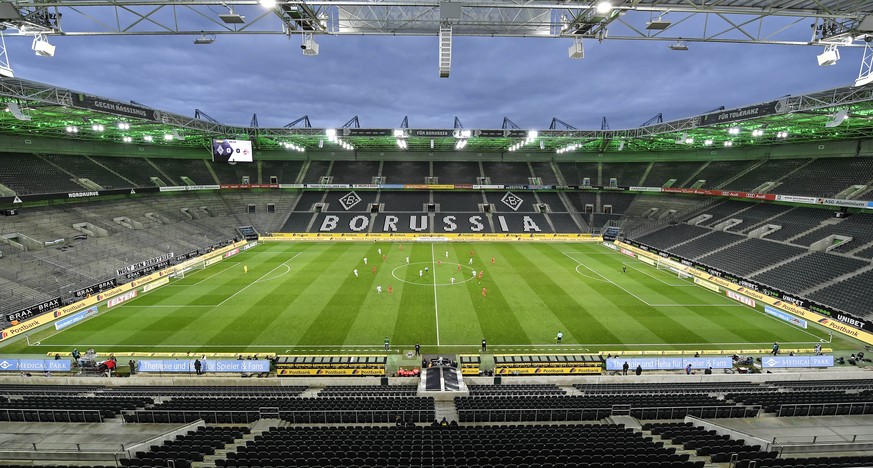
[173,258,206,279]
[656,258,692,279]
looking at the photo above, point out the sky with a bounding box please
[5,16,866,130]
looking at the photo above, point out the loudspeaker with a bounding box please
[380,376,389,386]
[493,376,502,385]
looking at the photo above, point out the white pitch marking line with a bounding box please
[41,341,823,348]
[217,253,301,307]
[593,246,827,341]
[255,264,292,283]
[623,262,696,287]
[431,242,440,346]
[189,263,237,286]
[566,252,745,308]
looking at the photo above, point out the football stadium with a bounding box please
[3,0,873,466]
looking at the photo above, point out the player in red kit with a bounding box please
[388,285,393,295]
[491,257,495,264]
[457,264,461,271]
[372,265,377,274]
[470,250,474,257]
[482,287,487,298]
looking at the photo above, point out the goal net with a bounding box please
[174,258,205,279]
[656,258,692,279]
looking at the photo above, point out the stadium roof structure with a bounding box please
[1,0,873,78]
[2,77,873,153]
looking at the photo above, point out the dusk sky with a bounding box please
[6,29,865,130]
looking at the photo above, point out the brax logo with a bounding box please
[338,191,362,211]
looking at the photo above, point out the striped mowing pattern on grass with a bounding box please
[4,242,836,355]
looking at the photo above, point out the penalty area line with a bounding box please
[217,253,301,306]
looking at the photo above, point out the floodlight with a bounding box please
[646,17,671,30]
[65,126,78,133]
[143,135,153,142]
[817,45,839,66]
[301,34,319,56]
[122,136,132,143]
[668,41,688,51]
[826,109,849,127]
[31,34,55,57]
[685,137,694,144]
[117,122,130,130]
[724,141,733,147]
[194,34,215,45]
[776,131,789,138]
[728,127,740,135]
[568,39,584,60]
[527,130,538,140]
[163,134,173,141]
[259,0,277,7]
[393,129,405,137]
[6,102,30,121]
[595,1,612,14]
[91,124,104,132]
[430,139,434,149]
[325,128,337,142]
[219,11,246,24]
[704,139,713,146]
[540,141,545,150]
[751,129,764,137]
[318,139,324,148]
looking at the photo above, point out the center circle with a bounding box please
[391,262,478,286]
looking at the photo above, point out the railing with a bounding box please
[458,405,760,422]
[128,409,435,424]
[776,401,873,417]
[0,408,103,423]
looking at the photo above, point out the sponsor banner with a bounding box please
[108,290,137,308]
[694,277,720,293]
[629,186,663,192]
[602,242,617,250]
[5,297,62,323]
[701,101,779,125]
[869,201,873,208]
[776,195,818,204]
[409,129,453,137]
[761,355,834,368]
[638,256,656,266]
[204,256,223,267]
[428,185,455,190]
[618,241,873,344]
[159,185,222,192]
[67,191,100,199]
[619,248,635,258]
[726,290,756,308]
[765,305,808,329]
[117,253,175,276]
[495,367,601,375]
[159,186,187,192]
[224,248,240,259]
[219,184,278,189]
[815,198,869,209]
[279,184,304,189]
[277,368,385,376]
[454,184,473,189]
[124,261,170,280]
[72,93,159,121]
[242,241,259,251]
[0,359,72,372]
[380,184,404,189]
[473,184,505,190]
[606,357,733,371]
[137,360,270,373]
[352,184,379,189]
[55,306,99,330]
[403,184,428,189]
[663,187,776,201]
[73,279,117,299]
[304,184,351,189]
[0,240,247,342]
[347,128,391,137]
[142,277,170,294]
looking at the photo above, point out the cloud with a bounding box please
[8,32,862,130]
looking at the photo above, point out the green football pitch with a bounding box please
[3,241,853,355]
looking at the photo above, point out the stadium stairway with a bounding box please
[638,424,719,468]
[195,419,278,468]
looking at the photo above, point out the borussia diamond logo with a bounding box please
[0,361,10,369]
[765,358,776,367]
[338,191,362,211]
[501,192,524,211]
